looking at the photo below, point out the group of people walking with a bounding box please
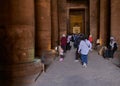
[58,33,92,68]
[58,33,118,68]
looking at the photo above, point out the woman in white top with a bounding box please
[78,36,92,68]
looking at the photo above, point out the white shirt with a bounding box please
[85,39,92,50]
[110,40,116,49]
[78,40,91,55]
[67,35,72,43]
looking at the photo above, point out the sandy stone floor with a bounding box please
[35,47,120,86]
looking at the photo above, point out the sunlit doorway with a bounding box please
[68,9,85,34]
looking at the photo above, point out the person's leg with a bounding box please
[66,43,70,50]
[112,49,116,58]
[81,54,86,64]
[64,45,67,53]
[61,45,66,53]
[75,48,79,59]
[59,55,64,61]
[81,54,87,67]
[109,50,113,58]
[111,50,114,58]
[68,42,71,50]
[84,55,88,64]
[81,54,84,64]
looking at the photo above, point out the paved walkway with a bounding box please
[36,47,120,86]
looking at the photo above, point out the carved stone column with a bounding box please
[0,0,42,86]
[100,0,110,45]
[111,0,120,46]
[35,0,51,56]
[58,0,67,37]
[90,0,99,42]
[51,0,58,49]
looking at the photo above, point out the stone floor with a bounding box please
[35,47,120,86]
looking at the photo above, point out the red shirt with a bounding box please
[89,37,93,43]
[61,37,67,46]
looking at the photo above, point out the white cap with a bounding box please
[110,37,114,40]
[89,34,92,37]
[62,34,66,37]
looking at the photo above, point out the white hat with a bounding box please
[89,34,92,37]
[62,34,66,37]
[110,37,114,40]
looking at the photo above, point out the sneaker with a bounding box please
[83,63,87,68]
[84,64,87,68]
[75,60,79,62]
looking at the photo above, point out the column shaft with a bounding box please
[58,0,67,37]
[90,0,99,42]
[0,0,42,86]
[51,0,58,49]
[0,0,35,64]
[35,0,51,56]
[111,0,120,46]
[100,0,110,45]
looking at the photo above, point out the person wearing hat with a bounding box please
[88,34,93,43]
[109,36,117,58]
[60,34,67,53]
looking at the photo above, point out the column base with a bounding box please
[0,59,43,86]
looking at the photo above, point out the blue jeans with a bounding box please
[81,54,88,64]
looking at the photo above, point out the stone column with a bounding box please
[100,0,110,45]
[90,0,99,42]
[0,0,42,86]
[35,0,51,56]
[51,0,58,49]
[85,9,88,35]
[58,0,67,37]
[111,0,120,46]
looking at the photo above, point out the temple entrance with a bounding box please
[68,9,85,34]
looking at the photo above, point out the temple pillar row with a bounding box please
[0,0,42,86]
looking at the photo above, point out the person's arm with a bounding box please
[89,41,92,49]
[78,41,82,53]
